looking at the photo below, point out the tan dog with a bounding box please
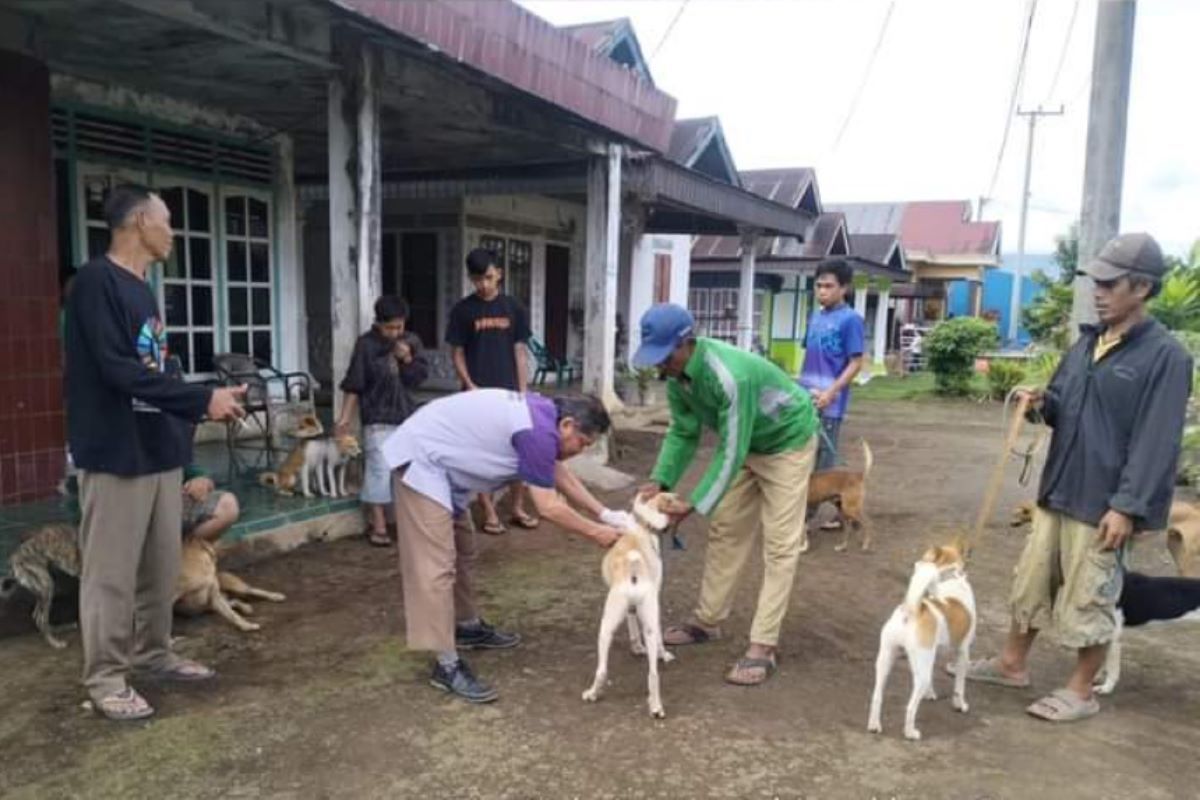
[174,538,286,632]
[805,440,874,552]
[1010,501,1035,528]
[581,493,685,719]
[1167,500,1200,578]
[868,543,976,741]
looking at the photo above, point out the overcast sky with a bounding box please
[518,0,1197,258]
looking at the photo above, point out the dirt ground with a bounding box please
[2,397,1198,800]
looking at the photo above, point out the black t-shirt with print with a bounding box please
[444,293,530,390]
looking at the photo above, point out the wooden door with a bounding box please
[544,244,570,359]
[400,232,438,347]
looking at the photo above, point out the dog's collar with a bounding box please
[937,565,964,583]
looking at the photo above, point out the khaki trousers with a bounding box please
[79,468,183,701]
[693,440,817,647]
[393,474,479,652]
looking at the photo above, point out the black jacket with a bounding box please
[1036,319,1192,531]
[66,257,212,476]
[338,329,429,426]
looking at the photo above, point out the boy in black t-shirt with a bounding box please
[445,248,538,534]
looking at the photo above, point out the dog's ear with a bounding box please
[633,494,670,531]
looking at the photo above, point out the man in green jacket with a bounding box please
[634,303,818,686]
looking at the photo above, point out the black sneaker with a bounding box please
[430,659,498,704]
[455,619,521,650]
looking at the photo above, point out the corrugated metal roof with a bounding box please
[739,167,817,209]
[825,202,908,235]
[667,117,715,167]
[827,200,1001,258]
[560,18,654,85]
[333,0,677,152]
[849,233,901,265]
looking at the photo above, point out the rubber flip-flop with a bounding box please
[947,657,1031,688]
[480,522,507,536]
[663,622,720,646]
[725,656,777,686]
[1026,689,1100,722]
[510,513,540,530]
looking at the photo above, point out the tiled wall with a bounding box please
[0,51,65,503]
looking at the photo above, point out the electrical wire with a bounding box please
[1043,0,1081,104]
[831,0,896,153]
[984,0,1039,203]
[651,0,691,59]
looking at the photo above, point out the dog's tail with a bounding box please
[903,561,939,618]
[625,550,645,586]
[861,439,874,478]
[258,472,279,488]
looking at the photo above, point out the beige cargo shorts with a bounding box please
[1009,507,1124,649]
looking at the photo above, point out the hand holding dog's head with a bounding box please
[632,492,689,532]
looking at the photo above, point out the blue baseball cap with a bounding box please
[632,303,695,367]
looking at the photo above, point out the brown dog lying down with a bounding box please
[0,524,285,647]
[804,440,874,552]
[174,538,286,632]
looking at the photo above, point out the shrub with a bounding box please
[987,360,1028,401]
[924,317,999,396]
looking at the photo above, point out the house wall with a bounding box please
[626,234,690,365]
[0,51,64,503]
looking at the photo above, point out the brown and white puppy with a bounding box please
[1010,501,1035,528]
[868,543,976,741]
[1167,500,1200,578]
[174,538,286,632]
[260,434,361,498]
[0,525,286,646]
[805,440,874,552]
[581,493,684,719]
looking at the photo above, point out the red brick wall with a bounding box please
[0,51,65,503]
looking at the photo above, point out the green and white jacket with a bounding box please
[650,338,818,515]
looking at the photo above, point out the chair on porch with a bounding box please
[212,353,318,464]
[527,336,578,389]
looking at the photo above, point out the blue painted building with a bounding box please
[948,253,1056,346]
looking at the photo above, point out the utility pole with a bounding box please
[1009,105,1064,343]
[1071,0,1137,336]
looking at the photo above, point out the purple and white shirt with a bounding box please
[381,389,559,514]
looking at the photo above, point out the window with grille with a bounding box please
[687,288,767,346]
[158,183,217,374]
[224,192,273,364]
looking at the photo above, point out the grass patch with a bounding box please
[855,372,989,403]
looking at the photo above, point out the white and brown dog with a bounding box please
[581,493,684,719]
[868,543,976,741]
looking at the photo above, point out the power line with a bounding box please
[1044,0,1081,103]
[831,0,896,153]
[651,0,691,59]
[983,0,1039,205]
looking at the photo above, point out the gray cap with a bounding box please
[1082,232,1166,281]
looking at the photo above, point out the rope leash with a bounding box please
[1002,387,1050,488]
[965,387,1038,554]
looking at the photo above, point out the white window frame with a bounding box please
[221,187,275,366]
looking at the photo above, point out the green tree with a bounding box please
[1151,239,1200,332]
[1021,224,1078,348]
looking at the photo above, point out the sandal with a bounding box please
[143,658,216,683]
[948,657,1031,688]
[367,530,393,547]
[510,512,540,530]
[1026,688,1100,722]
[93,688,155,721]
[725,655,777,686]
[663,622,721,646]
[480,521,507,536]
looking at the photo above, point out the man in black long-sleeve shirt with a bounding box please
[66,184,244,721]
[962,232,1192,723]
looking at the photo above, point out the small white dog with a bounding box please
[581,493,683,718]
[867,543,976,741]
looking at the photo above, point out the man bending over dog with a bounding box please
[634,303,819,686]
[963,232,1191,722]
[382,391,631,703]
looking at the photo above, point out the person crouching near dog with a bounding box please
[335,295,429,547]
[963,232,1192,723]
[381,391,632,703]
[633,303,819,686]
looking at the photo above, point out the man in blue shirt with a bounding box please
[800,259,865,471]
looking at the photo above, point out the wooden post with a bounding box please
[737,229,757,350]
[873,281,891,365]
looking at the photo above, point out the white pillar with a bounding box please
[583,144,622,410]
[737,229,757,350]
[873,286,890,364]
[274,134,301,374]
[327,45,381,418]
[356,47,382,334]
[854,280,869,321]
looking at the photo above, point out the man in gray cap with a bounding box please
[960,232,1192,723]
